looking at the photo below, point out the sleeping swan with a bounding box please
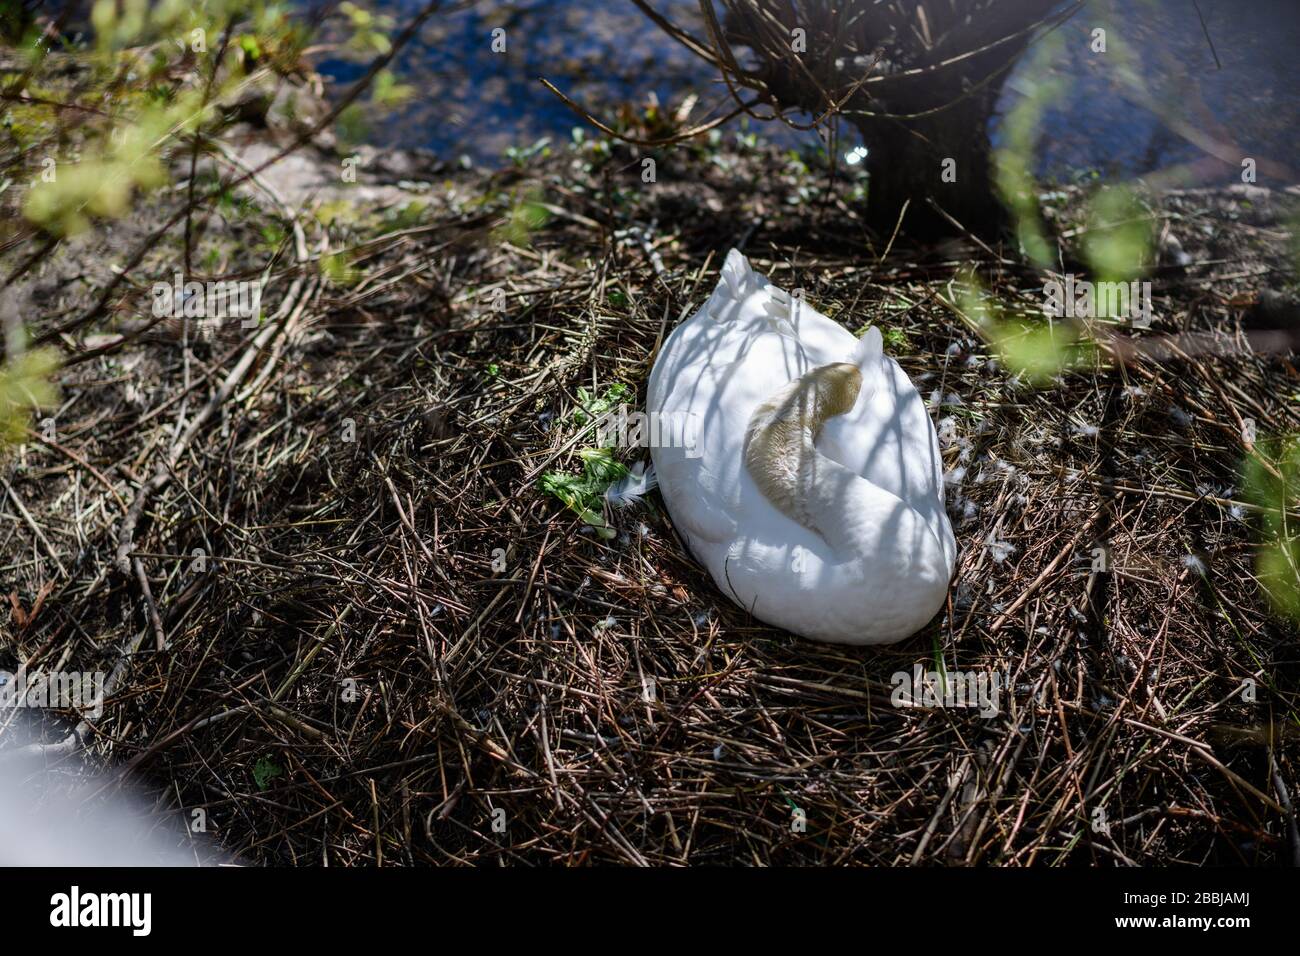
[646,250,956,645]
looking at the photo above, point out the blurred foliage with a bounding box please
[336,70,412,146]
[0,0,38,45]
[990,23,1155,378]
[370,68,413,108]
[315,198,361,228]
[0,1,406,449]
[378,199,428,232]
[23,90,198,235]
[1243,437,1300,623]
[992,31,1063,269]
[949,272,1091,386]
[994,15,1153,278]
[0,346,59,444]
[334,102,370,147]
[492,189,550,247]
[504,136,552,169]
[1082,185,1153,287]
[10,0,403,238]
[320,251,362,286]
[338,1,394,56]
[17,1,299,237]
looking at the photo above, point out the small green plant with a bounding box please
[539,384,638,534]
[880,327,910,351]
[504,137,552,168]
[320,251,362,286]
[493,190,550,246]
[572,382,630,426]
[540,447,629,539]
[252,754,283,791]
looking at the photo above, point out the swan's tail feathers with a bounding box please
[850,325,885,403]
[706,249,764,322]
[720,248,756,298]
[852,325,883,368]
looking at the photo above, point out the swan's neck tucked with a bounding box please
[743,362,863,545]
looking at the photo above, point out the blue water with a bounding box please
[1008,0,1299,184]
[309,0,1299,185]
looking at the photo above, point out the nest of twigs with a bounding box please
[2,128,1298,865]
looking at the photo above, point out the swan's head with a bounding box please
[744,361,865,533]
[806,362,863,426]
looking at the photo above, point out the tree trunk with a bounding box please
[857,90,1005,240]
[715,0,1062,241]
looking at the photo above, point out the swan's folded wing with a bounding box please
[658,455,737,544]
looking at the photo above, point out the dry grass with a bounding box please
[2,133,1298,865]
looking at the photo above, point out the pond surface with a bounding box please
[307,0,1298,185]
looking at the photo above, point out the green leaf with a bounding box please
[252,754,283,791]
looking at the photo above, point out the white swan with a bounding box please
[646,250,956,645]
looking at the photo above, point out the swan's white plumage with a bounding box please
[647,249,956,645]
